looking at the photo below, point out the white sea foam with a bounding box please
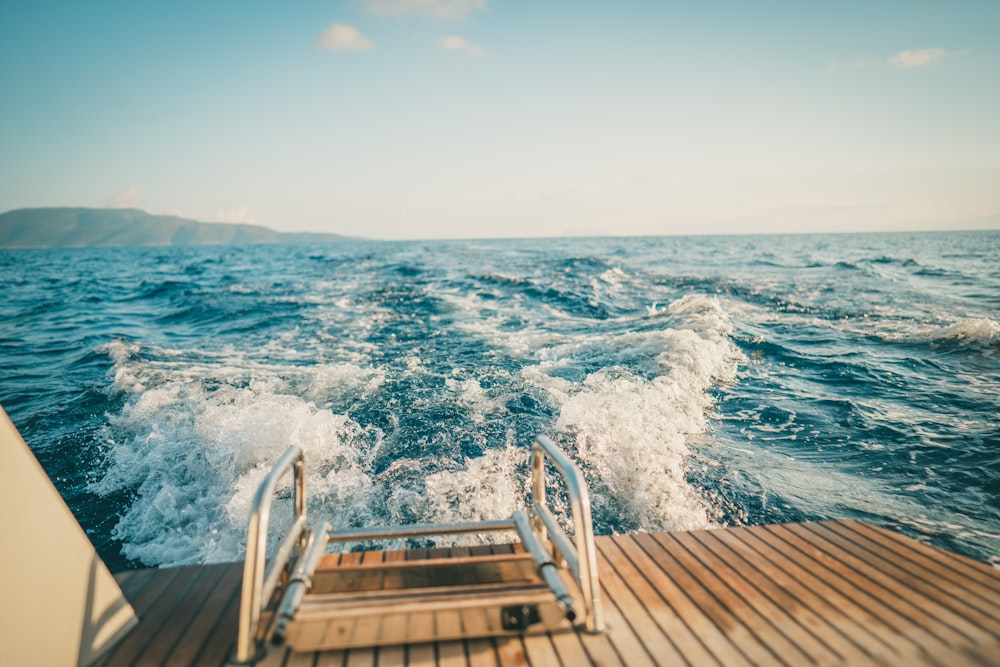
[429,291,745,533]
[94,341,535,564]
[923,318,999,348]
[428,284,563,359]
[527,295,744,531]
[446,377,509,418]
[95,288,744,564]
[94,342,389,565]
[588,266,630,306]
[399,442,525,545]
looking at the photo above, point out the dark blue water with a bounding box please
[1,232,997,571]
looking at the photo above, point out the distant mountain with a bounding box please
[0,207,357,248]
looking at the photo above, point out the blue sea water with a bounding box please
[1,231,998,572]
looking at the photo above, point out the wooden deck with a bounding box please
[104,520,1000,666]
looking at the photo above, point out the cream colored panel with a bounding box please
[0,406,137,667]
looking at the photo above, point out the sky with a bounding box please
[1,0,998,239]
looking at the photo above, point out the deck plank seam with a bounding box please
[111,566,202,666]
[546,630,585,667]
[692,527,868,665]
[607,535,724,667]
[320,649,344,667]
[136,563,228,667]
[189,572,245,667]
[845,521,1000,594]
[139,566,212,664]
[668,530,826,666]
[832,523,1000,632]
[597,537,699,667]
[694,527,857,665]
[555,631,576,667]
[628,532,754,667]
[804,522,998,644]
[518,631,561,667]
[653,531,799,667]
[723,525,902,663]
[626,531,763,666]
[165,564,244,667]
[587,543,664,667]
[594,540,689,667]
[832,521,1000,617]
[788,522,989,651]
[115,567,159,604]
[106,523,1000,667]
[126,566,185,616]
[723,525,904,665]
[763,524,955,657]
[788,524,983,648]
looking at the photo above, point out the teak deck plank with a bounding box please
[669,529,833,666]
[104,565,200,665]
[605,534,720,666]
[690,528,855,664]
[788,522,991,646]
[593,539,681,666]
[617,533,745,667]
[821,522,1000,628]
[519,632,560,667]
[713,525,904,665]
[639,532,778,666]
[136,563,230,666]
[847,521,1000,595]
[465,638,499,667]
[106,520,1000,667]
[766,522,960,656]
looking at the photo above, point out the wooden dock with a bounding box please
[103,520,1000,666]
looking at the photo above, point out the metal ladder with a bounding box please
[231,435,604,663]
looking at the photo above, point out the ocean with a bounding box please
[1,231,997,572]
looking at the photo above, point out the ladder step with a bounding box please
[310,554,541,594]
[285,586,570,650]
[299,581,554,612]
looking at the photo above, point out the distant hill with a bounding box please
[0,207,357,248]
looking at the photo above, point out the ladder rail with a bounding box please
[530,435,605,632]
[232,445,307,664]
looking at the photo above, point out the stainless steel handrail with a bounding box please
[530,435,605,632]
[234,435,602,662]
[511,510,576,621]
[272,521,332,645]
[232,445,307,664]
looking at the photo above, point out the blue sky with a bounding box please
[1,1,998,239]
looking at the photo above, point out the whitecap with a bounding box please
[526,295,744,532]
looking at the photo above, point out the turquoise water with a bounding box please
[1,231,997,571]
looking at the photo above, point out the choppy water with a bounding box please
[1,231,997,572]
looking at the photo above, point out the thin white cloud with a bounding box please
[108,184,143,209]
[441,35,485,57]
[361,0,486,20]
[213,206,255,225]
[888,48,948,68]
[828,48,959,73]
[316,23,376,51]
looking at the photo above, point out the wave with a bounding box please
[93,341,388,565]
[91,291,743,565]
[94,339,546,566]
[867,256,920,267]
[527,295,744,532]
[923,318,1000,350]
[857,317,1000,351]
